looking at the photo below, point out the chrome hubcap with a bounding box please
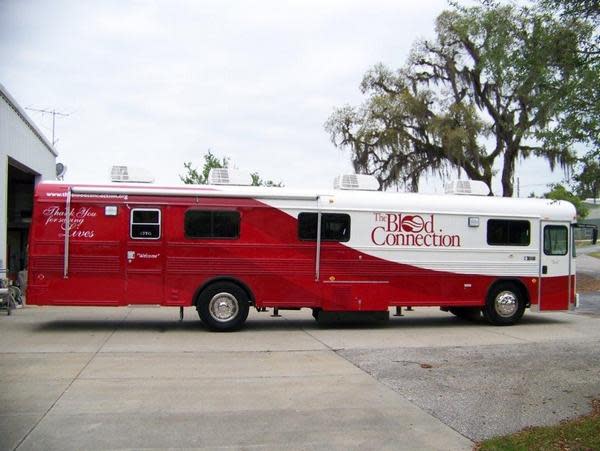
[209,293,239,322]
[495,291,518,317]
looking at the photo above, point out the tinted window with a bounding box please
[131,209,161,239]
[544,225,568,256]
[487,219,530,246]
[298,213,350,242]
[185,210,240,238]
[132,210,159,224]
[185,211,211,237]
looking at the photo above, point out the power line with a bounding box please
[25,107,71,146]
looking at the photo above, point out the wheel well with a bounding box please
[487,279,530,307]
[193,277,255,307]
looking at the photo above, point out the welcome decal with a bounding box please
[371,213,461,247]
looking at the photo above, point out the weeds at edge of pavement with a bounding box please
[474,399,600,451]
[588,251,600,259]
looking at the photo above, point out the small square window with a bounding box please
[544,225,568,256]
[130,209,161,239]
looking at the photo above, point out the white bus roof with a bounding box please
[38,181,577,222]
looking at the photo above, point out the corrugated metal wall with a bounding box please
[0,88,57,272]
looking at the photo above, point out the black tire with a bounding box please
[196,282,250,332]
[483,282,526,326]
[448,307,481,321]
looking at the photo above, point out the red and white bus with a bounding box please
[27,171,596,331]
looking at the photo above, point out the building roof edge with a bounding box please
[0,82,59,157]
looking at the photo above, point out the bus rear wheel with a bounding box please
[483,282,525,326]
[196,282,250,332]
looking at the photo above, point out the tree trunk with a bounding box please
[501,148,517,197]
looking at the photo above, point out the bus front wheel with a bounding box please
[196,282,250,332]
[483,282,525,326]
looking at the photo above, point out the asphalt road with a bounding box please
[339,315,600,441]
[575,248,600,314]
[575,292,600,316]
[576,244,600,279]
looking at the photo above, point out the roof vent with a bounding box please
[208,168,253,186]
[110,165,155,183]
[445,180,490,196]
[333,174,379,191]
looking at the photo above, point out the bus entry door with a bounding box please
[539,221,572,311]
[125,208,164,304]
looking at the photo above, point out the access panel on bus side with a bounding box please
[539,221,572,310]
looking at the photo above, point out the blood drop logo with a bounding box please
[400,215,424,233]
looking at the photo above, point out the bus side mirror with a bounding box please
[593,228,598,245]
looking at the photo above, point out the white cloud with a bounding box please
[0,0,566,193]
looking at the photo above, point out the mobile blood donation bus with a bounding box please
[27,171,597,331]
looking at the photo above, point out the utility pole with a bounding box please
[25,107,70,146]
[517,177,520,198]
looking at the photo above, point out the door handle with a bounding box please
[542,265,548,274]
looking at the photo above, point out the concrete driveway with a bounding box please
[1,302,600,450]
[1,307,473,451]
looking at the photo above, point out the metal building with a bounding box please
[1,83,57,280]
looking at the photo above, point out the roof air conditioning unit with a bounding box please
[445,180,490,196]
[333,174,380,191]
[208,168,253,186]
[110,165,155,183]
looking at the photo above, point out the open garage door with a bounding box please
[6,159,38,282]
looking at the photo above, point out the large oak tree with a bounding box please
[326,2,597,196]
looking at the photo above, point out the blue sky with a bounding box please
[0,0,571,195]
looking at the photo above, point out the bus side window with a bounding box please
[130,209,161,239]
[184,210,240,239]
[298,213,351,242]
[487,219,530,246]
[544,225,568,256]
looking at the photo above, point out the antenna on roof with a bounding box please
[25,107,71,146]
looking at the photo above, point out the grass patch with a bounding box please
[588,252,600,260]
[476,399,600,451]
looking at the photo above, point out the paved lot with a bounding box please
[0,307,473,451]
[1,299,600,450]
[340,324,600,441]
